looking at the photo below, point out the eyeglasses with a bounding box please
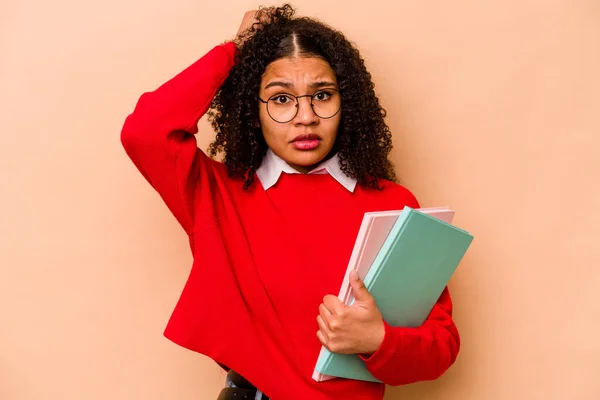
[258,89,342,124]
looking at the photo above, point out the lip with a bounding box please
[290,134,321,151]
[291,133,321,142]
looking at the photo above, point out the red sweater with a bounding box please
[120,42,460,400]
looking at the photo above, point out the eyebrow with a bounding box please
[263,80,338,90]
[309,81,338,89]
[264,81,293,90]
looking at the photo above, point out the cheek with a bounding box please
[259,109,287,145]
[258,107,273,138]
[325,114,342,140]
[258,106,269,126]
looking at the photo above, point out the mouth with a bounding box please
[291,134,321,142]
[291,134,322,151]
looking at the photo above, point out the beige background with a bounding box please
[1,0,599,399]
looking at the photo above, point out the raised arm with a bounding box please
[120,42,237,234]
[120,10,263,233]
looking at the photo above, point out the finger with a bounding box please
[316,330,328,347]
[319,303,336,332]
[237,10,260,38]
[323,295,345,316]
[316,315,330,335]
[319,303,332,319]
[255,8,272,25]
[349,270,372,302]
[252,10,263,24]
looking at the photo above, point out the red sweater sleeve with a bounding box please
[120,42,237,234]
[359,287,460,385]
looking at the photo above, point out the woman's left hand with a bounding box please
[317,270,385,356]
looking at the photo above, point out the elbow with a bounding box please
[420,313,461,382]
[420,327,461,383]
[425,325,460,382]
[120,113,136,151]
[120,113,147,162]
[385,328,461,386]
[426,346,459,382]
[384,356,458,387]
[119,92,156,152]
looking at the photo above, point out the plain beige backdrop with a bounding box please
[1,0,599,399]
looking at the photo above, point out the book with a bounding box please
[337,207,455,308]
[312,206,473,382]
[312,206,456,382]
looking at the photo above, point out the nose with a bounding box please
[293,97,319,125]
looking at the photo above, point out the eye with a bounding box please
[313,91,333,101]
[270,94,295,105]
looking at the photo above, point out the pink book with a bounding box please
[312,206,456,382]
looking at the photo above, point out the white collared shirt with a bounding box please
[255,149,357,192]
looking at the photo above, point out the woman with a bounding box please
[121,5,459,400]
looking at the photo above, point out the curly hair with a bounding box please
[208,4,397,190]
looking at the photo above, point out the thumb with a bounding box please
[349,270,372,303]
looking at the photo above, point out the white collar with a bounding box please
[256,149,357,192]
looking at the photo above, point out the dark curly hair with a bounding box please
[208,4,397,190]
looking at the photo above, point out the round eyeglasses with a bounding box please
[258,89,342,124]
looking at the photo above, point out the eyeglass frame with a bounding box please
[257,88,342,124]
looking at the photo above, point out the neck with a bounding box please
[289,164,313,174]
[286,151,337,174]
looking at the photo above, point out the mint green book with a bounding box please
[314,206,474,382]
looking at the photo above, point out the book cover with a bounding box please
[313,207,473,382]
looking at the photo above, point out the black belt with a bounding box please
[217,387,269,400]
[217,370,270,400]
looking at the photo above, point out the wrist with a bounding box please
[364,319,386,356]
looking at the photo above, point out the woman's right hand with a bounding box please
[234,8,272,47]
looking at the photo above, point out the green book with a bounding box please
[314,206,474,382]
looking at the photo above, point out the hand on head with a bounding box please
[234,8,275,47]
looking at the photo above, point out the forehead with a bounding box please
[261,57,337,85]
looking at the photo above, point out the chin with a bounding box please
[289,151,328,167]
